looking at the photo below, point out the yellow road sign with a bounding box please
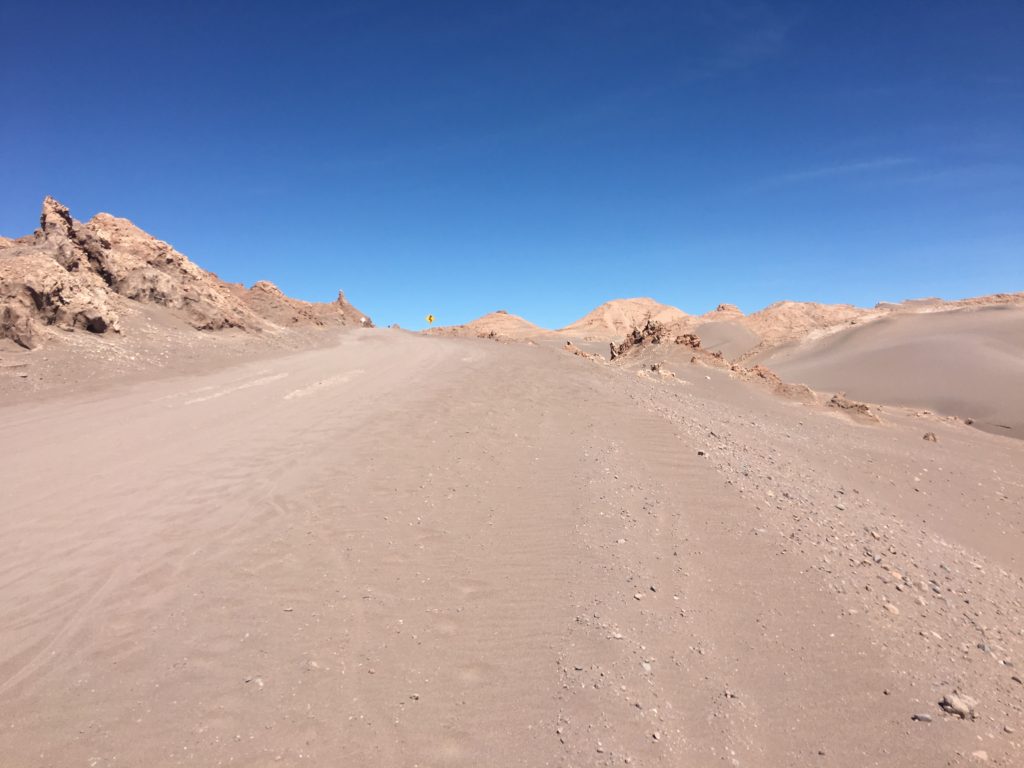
[426,314,435,325]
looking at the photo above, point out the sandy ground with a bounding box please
[1,329,1022,767]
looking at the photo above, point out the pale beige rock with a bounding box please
[0,197,370,349]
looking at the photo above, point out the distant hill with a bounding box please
[424,310,547,340]
[559,297,689,339]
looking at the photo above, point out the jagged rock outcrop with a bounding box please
[228,281,370,328]
[1,200,123,349]
[563,340,604,362]
[828,392,881,424]
[610,320,669,359]
[0,197,370,349]
[610,322,705,360]
[77,210,263,331]
[702,303,745,321]
[730,363,816,403]
[0,253,119,349]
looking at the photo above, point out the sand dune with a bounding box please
[761,304,1024,437]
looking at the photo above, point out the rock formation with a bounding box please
[0,197,369,349]
[609,320,670,359]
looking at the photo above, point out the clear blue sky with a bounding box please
[1,1,1021,329]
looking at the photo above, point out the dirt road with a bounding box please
[1,330,1021,766]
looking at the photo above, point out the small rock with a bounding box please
[911,713,932,723]
[884,603,899,616]
[971,751,988,762]
[651,731,661,741]
[923,432,938,442]
[939,692,977,720]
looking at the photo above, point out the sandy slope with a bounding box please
[1,329,1022,766]
[691,319,760,359]
[760,304,1024,438]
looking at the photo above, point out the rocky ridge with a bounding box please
[0,197,369,349]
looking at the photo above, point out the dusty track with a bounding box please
[1,330,1021,766]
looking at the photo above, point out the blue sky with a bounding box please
[1,1,1021,329]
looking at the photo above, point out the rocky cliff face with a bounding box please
[0,197,369,349]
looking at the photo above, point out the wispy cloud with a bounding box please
[695,2,798,77]
[764,157,917,187]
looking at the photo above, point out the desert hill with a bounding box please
[0,197,368,350]
[560,297,689,339]
[424,309,549,341]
